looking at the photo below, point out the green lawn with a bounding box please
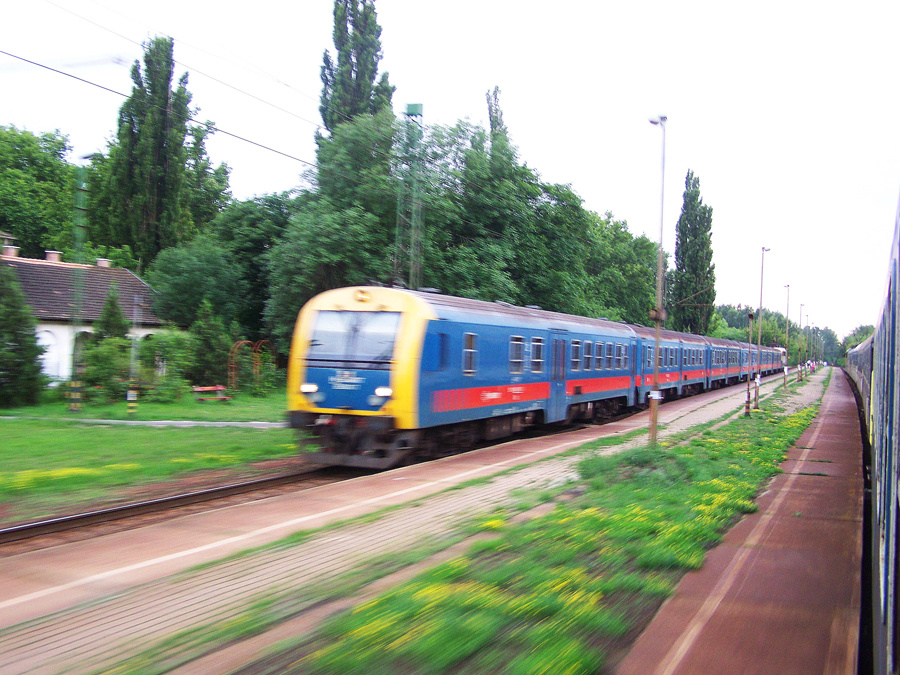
[1,390,287,422]
[0,396,300,523]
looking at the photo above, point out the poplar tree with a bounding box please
[319,0,395,133]
[90,37,194,268]
[671,170,716,334]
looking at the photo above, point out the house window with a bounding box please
[531,337,545,373]
[463,333,477,375]
[509,336,524,374]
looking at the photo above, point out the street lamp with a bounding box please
[798,304,804,381]
[783,284,789,387]
[754,246,769,409]
[648,115,667,447]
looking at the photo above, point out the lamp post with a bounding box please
[783,284,789,387]
[754,246,769,409]
[798,304,804,381]
[648,115,667,447]
[745,313,754,417]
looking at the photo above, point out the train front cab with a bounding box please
[287,287,435,468]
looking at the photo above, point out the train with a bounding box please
[287,286,786,469]
[845,197,900,675]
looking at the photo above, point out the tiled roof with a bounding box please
[1,255,163,326]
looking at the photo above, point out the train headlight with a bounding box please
[374,387,393,398]
[300,383,319,394]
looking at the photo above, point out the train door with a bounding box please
[549,330,568,422]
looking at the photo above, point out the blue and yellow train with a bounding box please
[845,196,900,675]
[287,286,785,469]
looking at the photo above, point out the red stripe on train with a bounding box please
[432,382,551,413]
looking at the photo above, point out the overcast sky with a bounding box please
[3,0,899,340]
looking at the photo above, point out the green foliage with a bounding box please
[211,194,294,339]
[94,285,130,342]
[138,330,194,402]
[319,0,394,133]
[842,324,874,354]
[671,170,716,334]
[81,337,130,402]
[88,37,228,270]
[0,125,74,258]
[187,300,233,386]
[147,235,246,327]
[0,265,45,407]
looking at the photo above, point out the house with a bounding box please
[1,245,163,382]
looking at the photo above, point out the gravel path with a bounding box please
[0,371,830,675]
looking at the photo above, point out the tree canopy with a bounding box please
[88,37,229,270]
[319,0,395,133]
[0,125,73,258]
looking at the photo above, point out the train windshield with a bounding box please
[307,310,401,369]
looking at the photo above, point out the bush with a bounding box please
[0,265,45,407]
[139,330,194,402]
[82,337,130,402]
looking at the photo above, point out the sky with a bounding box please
[3,0,899,340]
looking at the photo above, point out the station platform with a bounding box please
[617,371,864,674]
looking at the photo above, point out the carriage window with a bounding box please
[658,347,664,368]
[669,348,676,366]
[509,336,524,374]
[596,342,604,370]
[647,345,654,369]
[584,341,593,371]
[623,344,629,370]
[683,350,688,366]
[606,342,614,369]
[463,333,477,375]
[531,337,545,373]
[571,340,582,371]
[615,343,624,369]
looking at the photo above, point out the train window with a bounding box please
[646,345,653,369]
[606,342,614,369]
[623,344,629,370]
[683,350,688,366]
[584,341,593,370]
[422,332,448,372]
[669,349,676,366]
[615,343,624,369]
[463,333,477,375]
[509,336,525,374]
[596,342,604,370]
[571,340,582,371]
[531,337,545,373]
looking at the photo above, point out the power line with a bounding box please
[0,48,318,170]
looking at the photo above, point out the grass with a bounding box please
[0,417,299,523]
[291,399,819,674]
[0,390,288,422]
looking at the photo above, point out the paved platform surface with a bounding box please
[617,371,863,675]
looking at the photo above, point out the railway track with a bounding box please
[0,466,361,549]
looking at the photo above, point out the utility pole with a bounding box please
[393,103,424,289]
[755,246,769,409]
[69,167,88,412]
[745,313,754,417]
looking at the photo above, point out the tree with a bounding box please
[842,324,874,353]
[211,193,294,339]
[0,265,45,406]
[93,285,130,342]
[671,170,716,334]
[319,0,394,133]
[147,235,246,328]
[89,37,227,268]
[0,125,73,258]
[187,300,232,386]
